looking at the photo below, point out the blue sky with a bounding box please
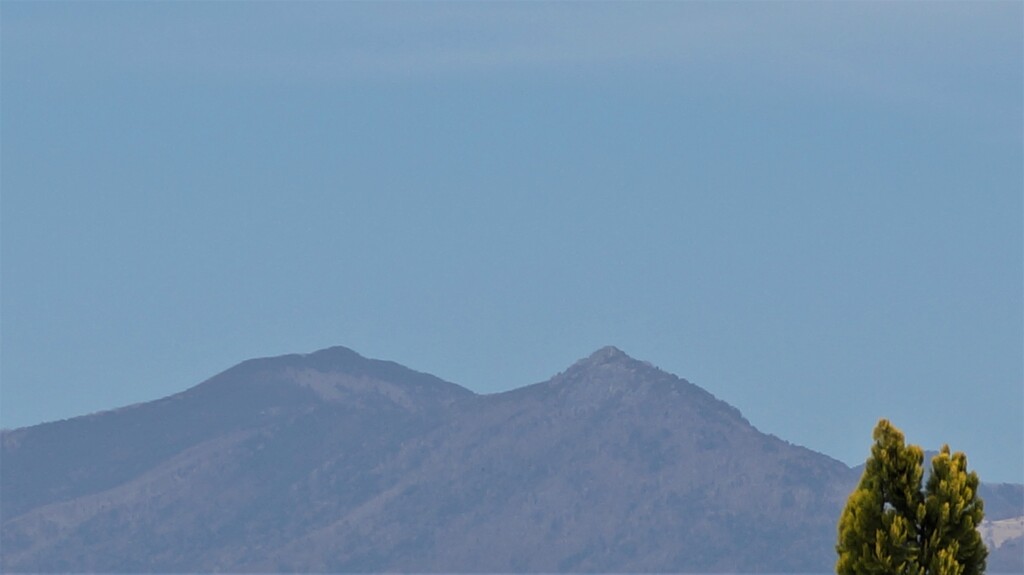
[2,2,1021,483]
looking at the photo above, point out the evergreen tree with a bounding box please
[921,446,987,575]
[836,419,987,575]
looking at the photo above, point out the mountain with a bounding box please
[975,482,1024,571]
[1,346,1019,572]
[2,347,471,571]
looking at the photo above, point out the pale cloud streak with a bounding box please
[4,2,1019,116]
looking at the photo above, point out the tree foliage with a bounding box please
[836,419,987,575]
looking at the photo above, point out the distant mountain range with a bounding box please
[2,346,1021,572]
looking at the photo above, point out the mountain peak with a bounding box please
[581,345,632,365]
[560,346,652,379]
[589,345,629,360]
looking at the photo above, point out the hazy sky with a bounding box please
[2,2,1021,483]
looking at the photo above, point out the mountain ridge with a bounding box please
[2,345,1020,572]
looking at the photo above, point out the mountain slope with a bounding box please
[1,347,472,571]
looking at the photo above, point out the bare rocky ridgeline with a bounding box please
[2,346,1021,572]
